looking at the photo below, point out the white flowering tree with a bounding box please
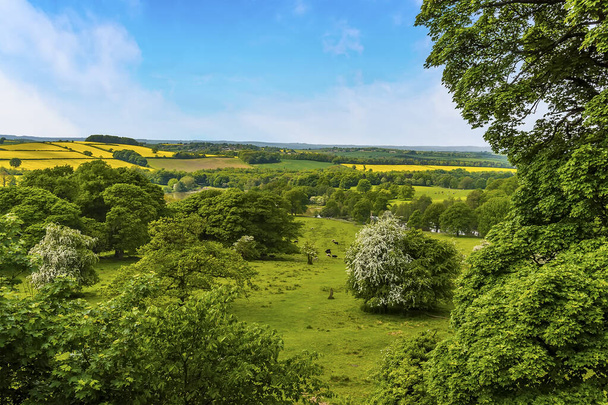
[29,223,98,289]
[345,212,461,311]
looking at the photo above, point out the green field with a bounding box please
[3,216,481,403]
[253,160,336,170]
[229,217,478,403]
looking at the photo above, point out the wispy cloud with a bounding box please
[392,13,403,26]
[323,20,363,56]
[293,0,308,16]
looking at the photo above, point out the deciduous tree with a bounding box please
[345,213,461,311]
[29,223,98,288]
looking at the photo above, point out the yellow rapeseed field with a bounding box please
[91,143,174,158]
[0,150,86,159]
[0,143,65,151]
[9,158,144,171]
[52,142,115,158]
[343,164,517,173]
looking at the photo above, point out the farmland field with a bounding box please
[147,157,251,171]
[345,163,517,173]
[90,143,174,158]
[0,150,85,159]
[253,160,336,170]
[410,185,472,202]
[0,143,66,151]
[2,158,142,170]
[51,142,115,158]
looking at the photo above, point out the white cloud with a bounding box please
[392,13,403,26]
[323,20,364,56]
[293,0,308,15]
[0,71,79,137]
[187,71,486,147]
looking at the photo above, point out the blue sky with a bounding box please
[0,0,486,146]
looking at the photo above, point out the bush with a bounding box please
[345,213,461,311]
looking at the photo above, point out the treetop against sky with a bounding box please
[0,0,485,146]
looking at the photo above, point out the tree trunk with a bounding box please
[114,249,124,259]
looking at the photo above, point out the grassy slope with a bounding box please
[253,160,336,170]
[2,216,480,404]
[230,217,478,403]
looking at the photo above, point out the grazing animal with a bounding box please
[332,254,337,258]
[293,240,299,243]
[332,239,339,245]
[326,253,331,257]
[328,288,334,300]
[324,249,332,254]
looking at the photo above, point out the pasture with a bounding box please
[410,185,472,202]
[147,157,251,171]
[253,160,336,170]
[2,215,480,403]
[345,163,517,173]
[230,217,477,403]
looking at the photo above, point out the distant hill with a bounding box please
[0,134,492,152]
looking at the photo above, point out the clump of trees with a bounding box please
[345,213,461,311]
[113,149,148,167]
[174,188,301,255]
[86,134,141,146]
[238,150,281,164]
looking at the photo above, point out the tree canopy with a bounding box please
[174,188,301,254]
[345,213,461,311]
[415,0,608,402]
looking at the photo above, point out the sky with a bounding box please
[0,0,486,146]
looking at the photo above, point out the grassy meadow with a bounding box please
[346,163,517,173]
[410,185,472,202]
[1,214,481,403]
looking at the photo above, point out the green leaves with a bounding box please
[345,213,461,311]
[0,278,327,404]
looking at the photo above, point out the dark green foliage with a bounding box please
[407,209,423,230]
[119,215,256,300]
[345,214,461,311]
[439,202,476,236]
[416,0,608,402]
[0,186,82,248]
[85,134,141,145]
[475,197,511,237]
[112,149,148,167]
[284,188,309,215]
[357,178,372,193]
[0,214,30,283]
[369,331,439,405]
[20,165,79,201]
[0,276,326,404]
[239,150,281,164]
[8,158,21,168]
[74,160,165,223]
[174,188,301,254]
[103,183,160,257]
